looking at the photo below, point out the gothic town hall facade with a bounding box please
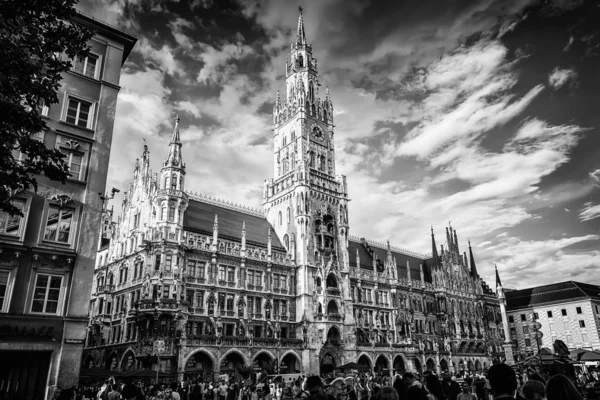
[83,11,504,381]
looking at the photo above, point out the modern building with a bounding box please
[501,280,600,361]
[0,11,136,399]
[82,9,502,381]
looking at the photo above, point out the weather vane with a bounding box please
[298,6,303,14]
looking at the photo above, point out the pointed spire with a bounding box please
[296,6,306,45]
[431,227,439,268]
[454,229,459,252]
[406,260,411,283]
[419,263,424,283]
[276,90,281,109]
[164,115,184,169]
[325,86,331,101]
[495,264,502,288]
[356,248,360,268]
[468,240,478,278]
[446,227,451,246]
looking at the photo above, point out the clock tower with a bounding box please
[263,7,354,373]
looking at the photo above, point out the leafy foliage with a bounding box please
[0,0,93,216]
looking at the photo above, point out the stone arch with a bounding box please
[393,354,407,374]
[413,358,423,374]
[375,354,391,375]
[475,359,482,372]
[120,347,137,372]
[280,350,302,373]
[357,353,373,369]
[185,348,218,371]
[439,358,449,372]
[326,325,341,345]
[326,299,339,314]
[326,273,338,288]
[319,350,339,376]
[82,354,95,369]
[220,349,247,379]
[253,350,276,364]
[426,357,436,372]
[220,348,248,368]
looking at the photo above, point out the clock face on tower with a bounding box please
[312,126,324,142]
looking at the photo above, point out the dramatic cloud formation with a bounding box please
[78,0,600,289]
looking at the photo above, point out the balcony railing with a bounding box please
[326,287,341,296]
[328,313,342,321]
[96,284,114,294]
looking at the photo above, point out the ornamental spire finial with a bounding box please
[296,6,306,45]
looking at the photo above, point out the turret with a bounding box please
[431,227,439,269]
[469,239,479,278]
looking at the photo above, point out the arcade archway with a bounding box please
[185,351,214,380]
[358,354,372,370]
[393,355,405,374]
[320,352,337,375]
[280,352,301,373]
[467,360,474,372]
[327,326,341,345]
[440,359,449,372]
[221,351,246,380]
[426,358,436,372]
[475,360,482,372]
[121,350,136,372]
[414,358,423,374]
[375,355,389,376]
[254,352,276,374]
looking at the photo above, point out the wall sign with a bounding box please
[0,316,63,342]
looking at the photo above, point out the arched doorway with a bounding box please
[475,360,482,372]
[426,358,436,372]
[320,352,336,376]
[327,326,341,345]
[254,352,276,374]
[440,359,449,372]
[393,355,405,374]
[280,353,301,373]
[221,352,245,380]
[358,355,372,370]
[467,360,474,372]
[374,355,389,376]
[185,351,214,380]
[327,300,339,315]
[414,358,422,374]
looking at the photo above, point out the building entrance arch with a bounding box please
[280,352,301,373]
[221,351,246,380]
[440,359,449,372]
[426,358,436,372]
[414,358,422,374]
[393,355,405,374]
[185,350,214,380]
[375,355,390,376]
[358,354,372,370]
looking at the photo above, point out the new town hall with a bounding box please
[83,10,504,380]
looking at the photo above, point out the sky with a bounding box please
[78,0,600,289]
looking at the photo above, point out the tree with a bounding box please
[0,0,93,216]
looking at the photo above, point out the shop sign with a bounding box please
[64,338,85,344]
[0,316,63,342]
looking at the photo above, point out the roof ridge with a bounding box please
[186,191,264,218]
[349,234,430,259]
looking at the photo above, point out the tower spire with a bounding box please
[296,6,306,45]
[495,264,502,288]
[431,226,439,268]
[468,239,478,278]
[164,114,184,168]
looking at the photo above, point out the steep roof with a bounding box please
[348,238,433,282]
[506,281,600,311]
[183,198,284,250]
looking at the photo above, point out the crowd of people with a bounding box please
[51,363,594,400]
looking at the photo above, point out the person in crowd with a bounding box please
[487,363,517,400]
[107,385,120,400]
[121,384,138,400]
[520,380,545,400]
[56,388,77,400]
[392,375,405,400]
[441,373,461,400]
[423,375,446,400]
[456,383,476,400]
[402,373,427,400]
[545,374,582,400]
[374,387,399,400]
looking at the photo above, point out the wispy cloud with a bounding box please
[579,202,600,222]
[548,67,578,89]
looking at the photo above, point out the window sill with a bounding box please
[0,232,25,242]
[65,177,87,186]
[59,120,95,133]
[67,70,101,84]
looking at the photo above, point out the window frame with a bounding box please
[0,196,32,240]
[0,269,16,313]
[41,200,79,247]
[29,272,65,315]
[71,51,102,80]
[62,93,96,130]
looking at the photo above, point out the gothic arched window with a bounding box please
[284,234,290,250]
[320,156,325,171]
[291,154,296,170]
[164,175,168,189]
[309,151,315,168]
[323,109,327,121]
[305,101,310,111]
[282,135,287,147]
[286,207,291,223]
[298,54,304,67]
[291,130,296,141]
[171,173,177,189]
[311,104,316,116]
[282,158,288,174]
[165,252,173,271]
[309,81,314,101]
[278,211,282,226]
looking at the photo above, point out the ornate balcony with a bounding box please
[96,284,114,295]
[328,313,342,322]
[326,287,341,296]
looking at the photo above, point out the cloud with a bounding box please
[196,41,254,84]
[579,202,600,222]
[136,39,185,76]
[548,67,578,89]
[492,234,600,288]
[590,169,600,185]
